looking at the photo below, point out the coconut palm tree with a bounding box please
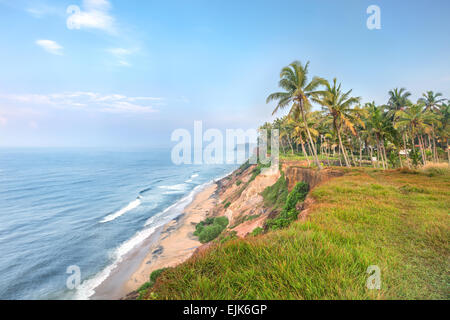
[437,102,450,163]
[266,61,326,169]
[418,91,446,161]
[419,91,446,112]
[313,78,362,167]
[387,88,412,164]
[388,88,411,117]
[395,103,437,165]
[365,102,392,169]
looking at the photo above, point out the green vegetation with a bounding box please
[266,181,309,230]
[238,160,251,174]
[137,268,168,299]
[250,227,263,236]
[217,230,238,244]
[236,180,242,186]
[144,169,450,299]
[261,172,288,209]
[224,201,231,209]
[193,216,229,243]
[230,214,261,229]
[263,60,449,170]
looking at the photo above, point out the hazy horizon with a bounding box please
[1,0,449,147]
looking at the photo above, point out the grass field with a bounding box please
[143,167,449,300]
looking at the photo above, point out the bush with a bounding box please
[224,201,231,209]
[137,268,168,299]
[194,216,229,243]
[266,181,309,230]
[236,180,242,186]
[250,227,263,236]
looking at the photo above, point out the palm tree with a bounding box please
[266,61,326,169]
[388,88,412,164]
[313,78,361,167]
[419,91,446,112]
[388,88,411,116]
[365,102,391,169]
[418,91,446,162]
[437,102,450,163]
[272,118,286,154]
[395,103,436,165]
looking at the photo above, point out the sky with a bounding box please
[0,0,449,148]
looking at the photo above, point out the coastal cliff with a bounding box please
[131,163,450,300]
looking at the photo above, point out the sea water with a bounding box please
[0,148,236,299]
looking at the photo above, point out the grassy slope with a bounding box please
[145,168,449,300]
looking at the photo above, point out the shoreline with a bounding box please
[90,171,231,300]
[121,182,219,297]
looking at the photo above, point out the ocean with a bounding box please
[0,148,237,300]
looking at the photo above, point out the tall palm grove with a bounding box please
[263,61,450,170]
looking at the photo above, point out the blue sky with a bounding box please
[0,0,449,147]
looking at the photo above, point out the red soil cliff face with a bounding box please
[281,162,344,191]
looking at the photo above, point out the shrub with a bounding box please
[199,224,224,243]
[236,180,242,186]
[194,216,229,243]
[266,181,309,230]
[250,227,263,236]
[137,268,168,299]
[224,201,231,209]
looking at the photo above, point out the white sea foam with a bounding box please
[100,198,141,223]
[73,225,158,300]
[76,172,228,300]
[191,174,199,178]
[158,183,187,191]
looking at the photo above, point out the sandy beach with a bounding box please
[121,182,219,296]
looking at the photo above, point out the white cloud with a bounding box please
[107,47,135,67]
[36,40,63,55]
[0,92,164,114]
[66,0,116,34]
[26,4,59,18]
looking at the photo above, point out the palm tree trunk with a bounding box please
[432,135,437,162]
[359,138,363,167]
[369,146,376,168]
[402,132,408,167]
[447,142,450,165]
[376,135,385,170]
[419,134,427,165]
[382,143,389,169]
[337,130,350,167]
[325,144,331,167]
[285,132,294,155]
[300,101,322,169]
[299,136,311,166]
[419,135,426,165]
[350,148,357,167]
[280,136,286,154]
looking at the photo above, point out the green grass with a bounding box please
[279,152,338,162]
[144,168,450,300]
[137,268,169,299]
[261,172,288,209]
